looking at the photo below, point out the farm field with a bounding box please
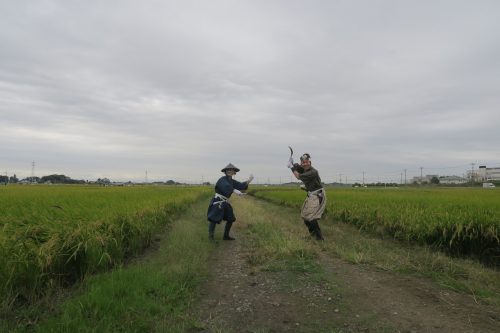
[1,187,499,332]
[0,185,211,306]
[251,186,500,264]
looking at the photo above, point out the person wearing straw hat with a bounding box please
[288,153,326,240]
[207,163,254,241]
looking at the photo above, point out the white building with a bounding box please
[439,175,467,184]
[477,166,500,181]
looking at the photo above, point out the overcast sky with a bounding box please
[1,0,500,183]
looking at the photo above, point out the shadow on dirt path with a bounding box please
[191,196,499,333]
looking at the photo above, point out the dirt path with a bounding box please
[191,196,499,333]
[319,255,499,333]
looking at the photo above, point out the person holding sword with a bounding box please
[288,151,326,240]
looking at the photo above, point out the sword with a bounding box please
[287,146,294,169]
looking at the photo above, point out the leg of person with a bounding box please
[223,203,236,241]
[208,221,217,240]
[223,221,235,240]
[303,220,315,236]
[311,219,324,240]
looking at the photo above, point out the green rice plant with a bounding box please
[252,186,500,265]
[0,185,210,307]
[0,198,216,333]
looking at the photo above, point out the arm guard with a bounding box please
[291,163,305,174]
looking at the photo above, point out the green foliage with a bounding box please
[0,185,210,307]
[236,196,321,276]
[40,174,85,184]
[252,187,500,265]
[2,198,214,332]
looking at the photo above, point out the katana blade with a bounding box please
[288,146,293,157]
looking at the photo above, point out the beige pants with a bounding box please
[300,190,327,221]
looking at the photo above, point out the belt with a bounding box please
[307,188,324,197]
[212,193,229,206]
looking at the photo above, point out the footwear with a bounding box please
[209,233,215,241]
[223,221,234,240]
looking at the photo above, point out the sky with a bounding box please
[1,0,500,184]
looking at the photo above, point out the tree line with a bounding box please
[0,174,86,184]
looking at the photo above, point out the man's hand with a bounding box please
[247,174,254,183]
[233,189,246,196]
[287,157,294,169]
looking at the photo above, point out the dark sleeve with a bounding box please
[232,179,249,191]
[299,169,318,182]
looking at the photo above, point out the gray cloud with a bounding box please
[1,0,500,183]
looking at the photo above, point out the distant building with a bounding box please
[438,175,467,184]
[477,166,500,181]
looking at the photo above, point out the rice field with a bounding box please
[0,185,210,304]
[251,186,500,265]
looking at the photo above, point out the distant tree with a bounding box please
[97,178,111,186]
[430,176,440,184]
[39,174,85,184]
[0,175,8,184]
[23,176,40,183]
[9,174,18,183]
[41,174,70,184]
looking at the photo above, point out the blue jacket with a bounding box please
[207,176,248,223]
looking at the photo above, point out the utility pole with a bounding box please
[420,166,423,184]
[362,171,365,186]
[31,161,35,183]
[400,173,403,185]
[470,163,475,184]
[404,169,407,185]
[339,173,342,184]
[145,170,148,183]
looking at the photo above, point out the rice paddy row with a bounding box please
[251,186,500,265]
[0,185,210,307]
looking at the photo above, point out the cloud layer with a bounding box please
[1,1,500,183]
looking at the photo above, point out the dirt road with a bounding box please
[191,196,499,333]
